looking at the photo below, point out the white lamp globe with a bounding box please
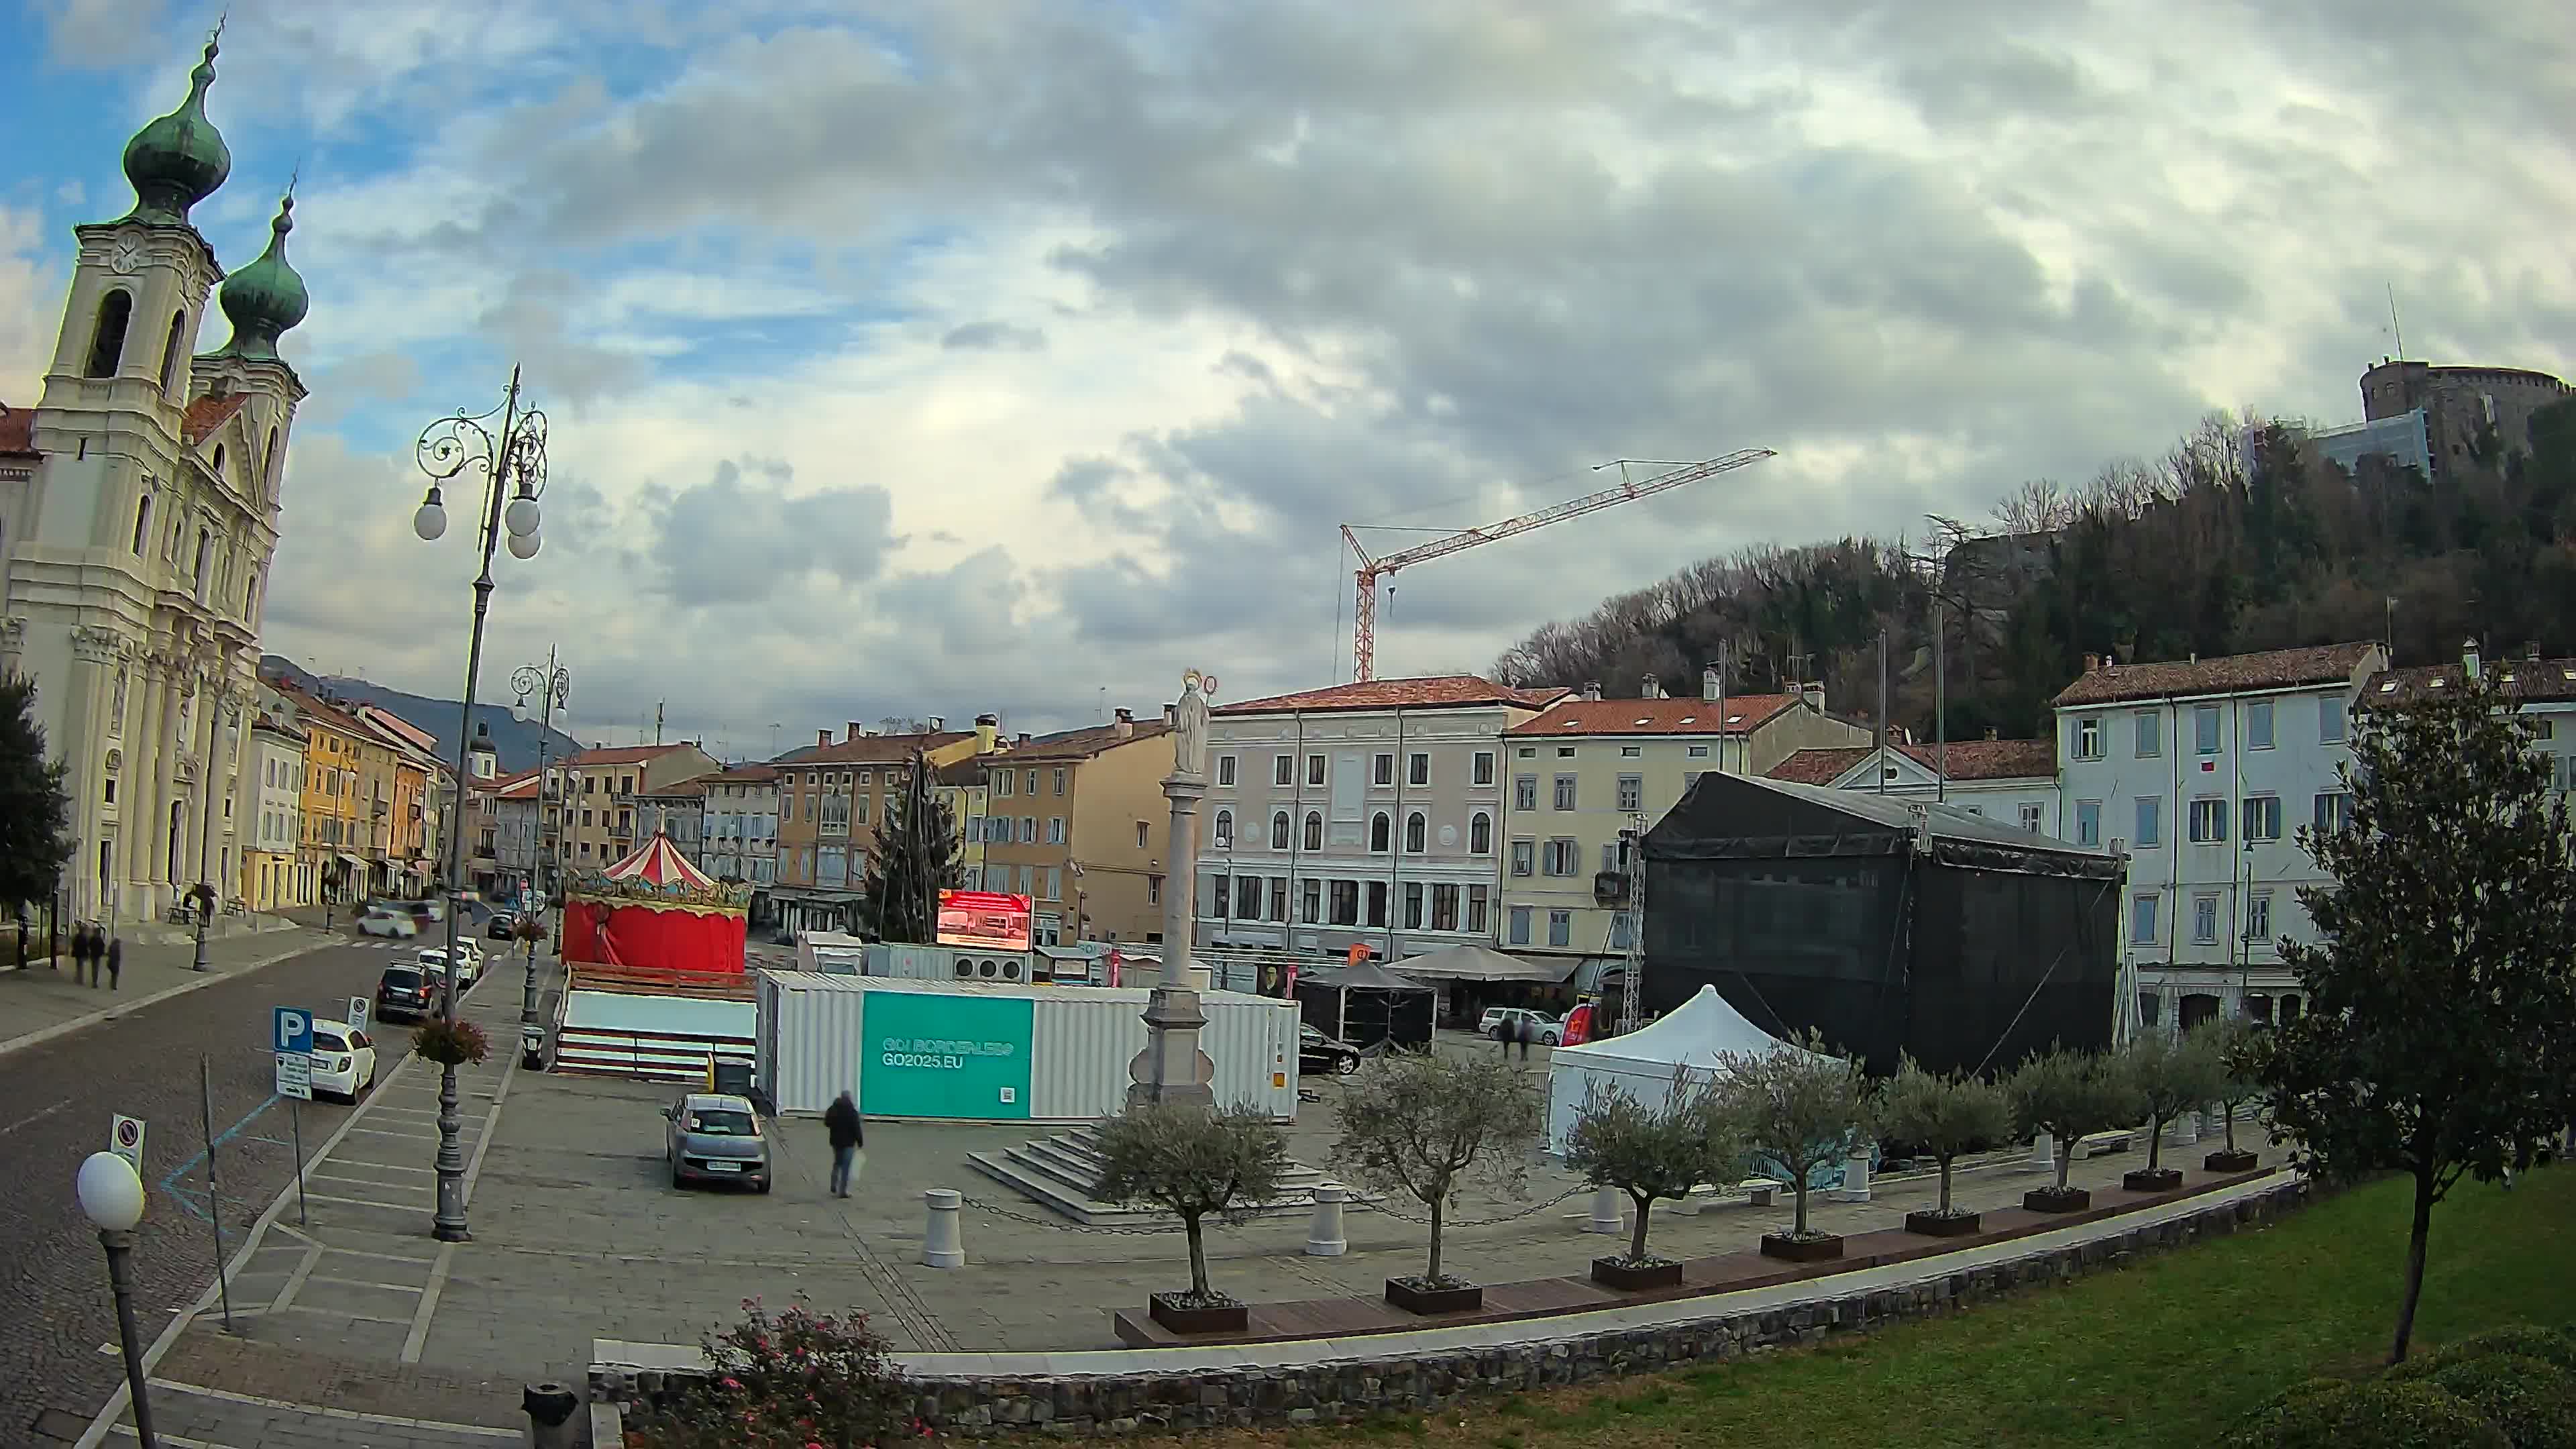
[413,489,448,542]
[506,529,541,560]
[504,494,541,538]
[78,1151,145,1232]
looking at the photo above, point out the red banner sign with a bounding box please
[936,890,1033,951]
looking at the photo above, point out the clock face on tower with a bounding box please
[109,237,144,275]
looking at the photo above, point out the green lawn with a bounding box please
[1253,1165,2574,1449]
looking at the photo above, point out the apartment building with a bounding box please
[637,775,710,854]
[559,742,719,876]
[1765,735,2059,833]
[2053,641,2387,1035]
[241,714,310,911]
[772,724,983,936]
[2369,643,2576,792]
[264,683,379,904]
[981,710,1175,946]
[1498,672,1868,976]
[700,764,781,920]
[936,752,995,892]
[1195,676,1562,963]
[476,769,543,903]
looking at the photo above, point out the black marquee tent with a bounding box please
[1642,773,2123,1077]
[1296,961,1437,1053]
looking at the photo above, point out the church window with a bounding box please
[158,311,186,392]
[131,495,152,554]
[211,443,225,480]
[87,290,133,378]
[264,427,280,496]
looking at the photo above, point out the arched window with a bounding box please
[159,310,187,391]
[1369,812,1391,853]
[1270,811,1289,850]
[245,570,259,619]
[1212,810,1233,848]
[130,494,152,554]
[264,426,281,496]
[1405,812,1427,853]
[1470,811,1492,855]
[211,443,225,480]
[87,290,133,378]
[194,527,212,584]
[1303,811,1322,852]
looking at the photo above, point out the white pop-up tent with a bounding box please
[1544,984,1830,1153]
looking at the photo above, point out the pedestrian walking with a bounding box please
[1493,1015,1513,1059]
[1516,1014,1533,1062]
[105,934,123,991]
[79,924,101,987]
[824,1089,863,1198]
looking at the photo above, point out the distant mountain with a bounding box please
[260,655,581,776]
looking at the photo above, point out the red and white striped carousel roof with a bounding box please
[598,830,718,891]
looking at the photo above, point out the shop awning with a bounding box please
[1385,943,1576,984]
[336,853,366,872]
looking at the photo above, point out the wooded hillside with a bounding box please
[1490,399,2576,743]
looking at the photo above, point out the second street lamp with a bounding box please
[412,366,549,1243]
[512,652,570,1060]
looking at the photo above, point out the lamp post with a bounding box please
[512,653,570,1056]
[412,366,549,1242]
[78,1151,157,1448]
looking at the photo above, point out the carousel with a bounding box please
[561,827,752,975]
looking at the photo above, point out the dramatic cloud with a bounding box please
[13,0,2572,747]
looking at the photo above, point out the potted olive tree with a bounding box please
[1563,1068,1744,1290]
[2119,1028,2224,1192]
[1332,1053,1543,1313]
[1719,1031,1874,1263]
[2009,1045,2139,1213]
[2200,1017,2263,1173]
[1092,1104,1289,1334]
[1877,1055,2012,1237]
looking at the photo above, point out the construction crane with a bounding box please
[1339,448,1776,681]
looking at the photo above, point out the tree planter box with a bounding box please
[1904,1210,1982,1237]
[2023,1186,2092,1214]
[1148,1293,1248,1336]
[2204,1148,2259,1173]
[1383,1277,1483,1314]
[2123,1167,2184,1193]
[1590,1256,1684,1291]
[1759,1232,1844,1263]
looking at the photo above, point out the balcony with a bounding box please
[1593,871,1631,905]
[609,822,635,841]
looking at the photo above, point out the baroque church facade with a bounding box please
[0,33,312,925]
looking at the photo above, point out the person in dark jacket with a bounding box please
[105,935,123,991]
[823,1090,863,1197]
[71,925,93,985]
[83,925,104,987]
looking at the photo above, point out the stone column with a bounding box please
[129,660,170,915]
[1126,771,1214,1111]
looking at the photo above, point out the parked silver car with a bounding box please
[663,1093,771,1193]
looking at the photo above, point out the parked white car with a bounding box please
[358,907,419,939]
[1477,1006,1564,1046]
[307,1019,378,1100]
[417,946,478,987]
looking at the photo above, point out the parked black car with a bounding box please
[376,963,443,1022]
[1299,1024,1363,1077]
[488,910,519,941]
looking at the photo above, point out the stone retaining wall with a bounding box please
[594,1178,2308,1437]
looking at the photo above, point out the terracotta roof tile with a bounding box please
[1766,738,2057,786]
[0,404,34,458]
[1507,694,1799,737]
[566,743,695,766]
[181,392,252,446]
[2051,643,2380,708]
[704,763,779,783]
[2368,657,2576,706]
[1217,675,1565,715]
[790,731,971,765]
[1005,720,1171,761]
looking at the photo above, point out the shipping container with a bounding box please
[755,973,1300,1120]
[862,942,1036,983]
[798,930,869,975]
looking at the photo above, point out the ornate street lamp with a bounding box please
[511,651,570,1058]
[78,1150,157,1447]
[412,367,548,1242]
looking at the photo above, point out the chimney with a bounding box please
[1582,680,1603,702]
[2463,637,2481,681]
[975,712,999,753]
[817,729,831,748]
[847,720,865,742]
[1801,682,1824,712]
[2527,641,2543,661]
[2084,653,2100,674]
[1163,702,1177,727]
[1701,666,1721,702]
[1642,673,1662,699]
[1015,732,1031,747]
[1985,727,1999,741]
[1113,707,1135,739]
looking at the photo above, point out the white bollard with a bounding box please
[922,1188,965,1269]
[2167,1112,2199,1147]
[2028,1132,2056,1175]
[1585,1185,1623,1234]
[1832,1145,1873,1203]
[1305,1183,1349,1256]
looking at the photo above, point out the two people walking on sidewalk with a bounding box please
[68,924,121,989]
[824,1089,865,1198]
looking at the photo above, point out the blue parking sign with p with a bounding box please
[274,1006,313,1055]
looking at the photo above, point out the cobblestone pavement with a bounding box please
[0,926,529,1446]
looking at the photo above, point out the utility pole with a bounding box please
[653,701,664,747]
[1933,601,1947,804]
[1875,629,1889,794]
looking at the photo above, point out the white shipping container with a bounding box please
[754,972,1300,1120]
[798,930,869,975]
[863,943,1036,983]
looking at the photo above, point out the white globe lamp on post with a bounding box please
[78,1151,158,1447]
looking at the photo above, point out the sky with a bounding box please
[6,0,2572,757]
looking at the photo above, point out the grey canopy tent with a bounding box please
[1297,961,1436,1051]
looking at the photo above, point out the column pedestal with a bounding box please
[1126,773,1214,1111]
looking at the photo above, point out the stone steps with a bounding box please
[965,1128,1351,1226]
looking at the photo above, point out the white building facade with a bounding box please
[0,39,311,924]
[2053,643,2387,1036]
[1766,737,2060,836]
[701,764,780,920]
[1195,676,1562,963]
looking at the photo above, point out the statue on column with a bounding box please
[1171,669,1216,781]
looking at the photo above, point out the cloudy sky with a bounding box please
[7,0,2571,754]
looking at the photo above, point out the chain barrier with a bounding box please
[957,1195,1194,1236]
[1356,1184,1589,1228]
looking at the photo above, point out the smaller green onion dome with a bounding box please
[210,195,309,362]
[121,37,231,226]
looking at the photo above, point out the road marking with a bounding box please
[266,1244,321,1315]
[146,1379,521,1437]
[276,1301,415,1326]
[0,1099,72,1137]
[318,1159,435,1175]
[307,1273,427,1295]
[311,1169,431,1191]
[402,1242,458,1362]
[0,933,329,1063]
[459,1048,519,1210]
[345,1125,442,1140]
[321,1244,439,1266]
[109,1426,238,1448]
[303,1190,425,1212]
